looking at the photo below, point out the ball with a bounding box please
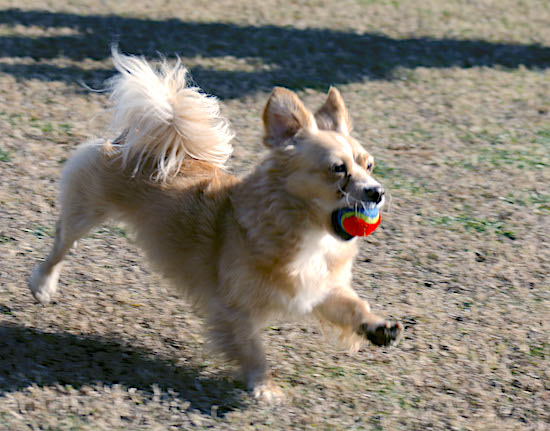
[331,206,381,240]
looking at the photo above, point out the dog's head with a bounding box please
[262,87,385,222]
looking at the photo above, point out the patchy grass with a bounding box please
[429,214,517,239]
[92,226,128,239]
[449,129,550,170]
[22,224,54,239]
[500,190,550,214]
[0,148,9,162]
[0,234,14,243]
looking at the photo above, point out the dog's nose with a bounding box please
[364,186,385,204]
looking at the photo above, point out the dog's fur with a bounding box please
[30,50,403,402]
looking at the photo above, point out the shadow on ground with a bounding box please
[0,323,245,416]
[1,8,549,98]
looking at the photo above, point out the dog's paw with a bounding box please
[251,380,285,404]
[29,265,59,304]
[358,320,403,347]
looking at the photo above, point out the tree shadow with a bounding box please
[0,323,245,416]
[1,8,549,98]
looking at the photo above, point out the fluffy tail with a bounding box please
[106,48,234,181]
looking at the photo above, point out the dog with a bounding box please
[30,49,403,402]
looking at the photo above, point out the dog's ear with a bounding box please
[262,87,318,148]
[314,87,352,135]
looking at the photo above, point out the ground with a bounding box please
[0,1,549,430]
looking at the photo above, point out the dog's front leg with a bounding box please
[313,287,403,346]
[206,305,284,403]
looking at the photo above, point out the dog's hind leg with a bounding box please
[30,144,108,303]
[29,204,105,304]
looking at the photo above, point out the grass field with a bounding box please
[0,1,549,429]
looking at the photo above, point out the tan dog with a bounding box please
[30,50,403,402]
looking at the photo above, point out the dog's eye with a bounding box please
[367,162,374,172]
[331,163,347,174]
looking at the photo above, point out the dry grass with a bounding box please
[0,1,549,429]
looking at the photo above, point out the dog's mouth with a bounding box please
[331,210,354,241]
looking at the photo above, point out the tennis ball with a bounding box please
[332,207,381,240]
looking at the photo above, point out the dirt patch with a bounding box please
[1,1,549,429]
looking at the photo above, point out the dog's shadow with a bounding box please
[0,322,245,416]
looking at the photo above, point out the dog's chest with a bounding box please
[284,231,353,314]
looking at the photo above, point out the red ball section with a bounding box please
[342,213,381,237]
